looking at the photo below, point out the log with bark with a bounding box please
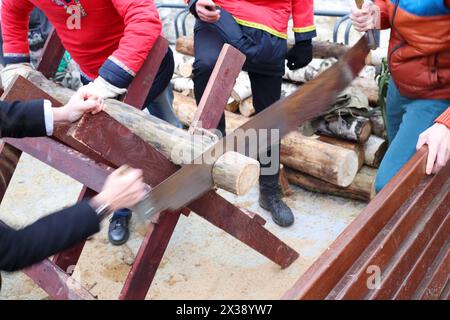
[24,71,260,196]
[279,164,294,197]
[312,115,372,144]
[176,36,385,66]
[285,166,376,202]
[225,98,239,113]
[281,132,359,187]
[317,135,365,170]
[363,135,387,168]
[231,72,252,102]
[370,109,387,138]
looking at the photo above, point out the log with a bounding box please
[281,82,300,98]
[286,166,376,202]
[225,97,239,113]
[317,135,365,170]
[312,115,372,144]
[283,58,336,83]
[176,36,385,66]
[281,132,359,187]
[364,135,387,168]
[231,72,252,102]
[25,71,260,196]
[279,164,294,197]
[351,77,379,106]
[212,151,260,195]
[370,109,387,138]
[173,52,194,78]
[171,77,194,97]
[239,97,255,117]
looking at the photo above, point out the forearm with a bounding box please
[292,0,316,42]
[435,107,450,129]
[0,202,100,272]
[0,100,47,138]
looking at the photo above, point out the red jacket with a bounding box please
[1,0,162,88]
[186,0,316,41]
[374,0,450,128]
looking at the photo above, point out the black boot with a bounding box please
[259,175,294,227]
[108,210,131,246]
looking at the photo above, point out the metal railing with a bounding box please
[155,3,380,45]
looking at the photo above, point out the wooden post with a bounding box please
[36,28,66,78]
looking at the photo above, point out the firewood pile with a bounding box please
[172,36,389,202]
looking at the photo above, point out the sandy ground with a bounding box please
[0,153,366,300]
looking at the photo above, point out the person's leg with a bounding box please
[248,72,294,227]
[385,78,408,143]
[146,83,182,128]
[143,48,182,128]
[375,94,449,192]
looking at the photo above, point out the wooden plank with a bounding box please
[23,259,95,300]
[327,161,450,299]
[366,186,449,299]
[283,148,429,299]
[119,211,182,300]
[4,137,112,193]
[123,36,169,109]
[52,187,98,273]
[0,141,21,203]
[188,44,246,133]
[393,212,449,299]
[414,239,450,300]
[36,28,66,79]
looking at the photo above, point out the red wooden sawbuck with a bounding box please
[0,30,299,300]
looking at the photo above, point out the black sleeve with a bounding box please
[187,0,199,18]
[0,99,47,138]
[0,201,100,272]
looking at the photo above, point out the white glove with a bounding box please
[1,63,34,89]
[78,76,127,100]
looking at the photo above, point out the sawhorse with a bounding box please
[0,30,298,299]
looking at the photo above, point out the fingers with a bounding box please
[197,0,220,23]
[91,98,105,114]
[350,2,375,32]
[426,143,438,175]
[416,131,427,150]
[433,142,448,174]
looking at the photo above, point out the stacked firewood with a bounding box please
[172,36,388,202]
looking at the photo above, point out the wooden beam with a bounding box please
[0,141,21,203]
[123,36,169,109]
[283,147,430,299]
[36,29,66,79]
[23,259,95,300]
[188,44,246,133]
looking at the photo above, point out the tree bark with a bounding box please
[312,115,372,144]
[285,166,376,202]
[281,132,359,187]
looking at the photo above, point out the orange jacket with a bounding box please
[375,0,450,128]
[186,0,316,41]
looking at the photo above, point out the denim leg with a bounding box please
[146,83,182,128]
[385,78,407,143]
[375,94,450,192]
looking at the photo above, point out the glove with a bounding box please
[1,63,34,89]
[77,76,127,100]
[286,40,313,71]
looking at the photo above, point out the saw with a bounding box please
[133,35,371,220]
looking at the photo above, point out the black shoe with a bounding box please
[108,214,131,246]
[259,178,294,227]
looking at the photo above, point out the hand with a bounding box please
[53,91,105,123]
[195,0,220,23]
[77,76,127,100]
[286,40,313,71]
[0,63,34,89]
[350,1,380,32]
[92,166,147,212]
[416,123,450,175]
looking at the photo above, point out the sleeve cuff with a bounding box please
[98,57,135,89]
[435,107,450,129]
[3,53,31,65]
[294,28,317,42]
[43,100,54,136]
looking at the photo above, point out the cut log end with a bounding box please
[213,151,260,196]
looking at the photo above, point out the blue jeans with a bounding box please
[375,79,450,192]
